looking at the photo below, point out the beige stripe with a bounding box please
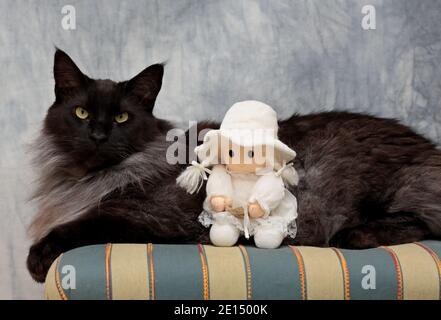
[389,243,439,300]
[297,247,344,300]
[203,245,247,300]
[110,244,150,300]
[44,256,62,300]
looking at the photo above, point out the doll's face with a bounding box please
[220,141,268,173]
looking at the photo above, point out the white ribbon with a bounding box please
[275,162,294,177]
[191,161,212,180]
[243,205,250,239]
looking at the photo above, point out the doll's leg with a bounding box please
[254,225,284,249]
[209,222,240,247]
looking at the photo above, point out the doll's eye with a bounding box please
[228,150,234,157]
[248,150,254,158]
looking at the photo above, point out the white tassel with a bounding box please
[275,162,299,186]
[282,166,299,186]
[176,161,212,194]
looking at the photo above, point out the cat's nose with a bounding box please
[89,131,108,144]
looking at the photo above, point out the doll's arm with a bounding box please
[249,174,285,217]
[207,165,233,211]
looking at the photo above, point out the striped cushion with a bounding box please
[45,242,441,300]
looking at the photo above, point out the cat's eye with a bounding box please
[248,150,254,158]
[75,107,89,120]
[228,150,234,158]
[115,112,129,123]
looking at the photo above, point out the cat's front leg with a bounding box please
[26,213,133,283]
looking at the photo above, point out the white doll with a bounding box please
[177,100,299,249]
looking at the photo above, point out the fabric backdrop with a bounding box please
[1,0,440,299]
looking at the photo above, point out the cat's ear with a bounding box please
[125,63,164,111]
[53,49,88,98]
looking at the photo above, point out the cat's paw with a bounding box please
[27,237,63,283]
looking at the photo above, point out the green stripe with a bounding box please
[339,248,398,300]
[152,244,204,300]
[421,240,441,259]
[246,246,301,300]
[58,245,107,300]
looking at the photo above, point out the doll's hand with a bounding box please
[248,202,265,219]
[211,196,232,212]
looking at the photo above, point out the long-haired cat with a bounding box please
[27,49,441,282]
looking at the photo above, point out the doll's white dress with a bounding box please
[199,165,298,243]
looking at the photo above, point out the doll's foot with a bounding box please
[254,227,284,249]
[210,223,240,247]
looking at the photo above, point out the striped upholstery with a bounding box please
[45,241,441,300]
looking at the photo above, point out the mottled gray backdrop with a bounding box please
[1,0,441,299]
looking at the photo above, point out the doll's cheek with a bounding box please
[254,158,267,167]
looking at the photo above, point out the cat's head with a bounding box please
[43,49,171,174]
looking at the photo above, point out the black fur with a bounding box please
[27,50,441,282]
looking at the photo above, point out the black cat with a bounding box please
[27,49,441,282]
